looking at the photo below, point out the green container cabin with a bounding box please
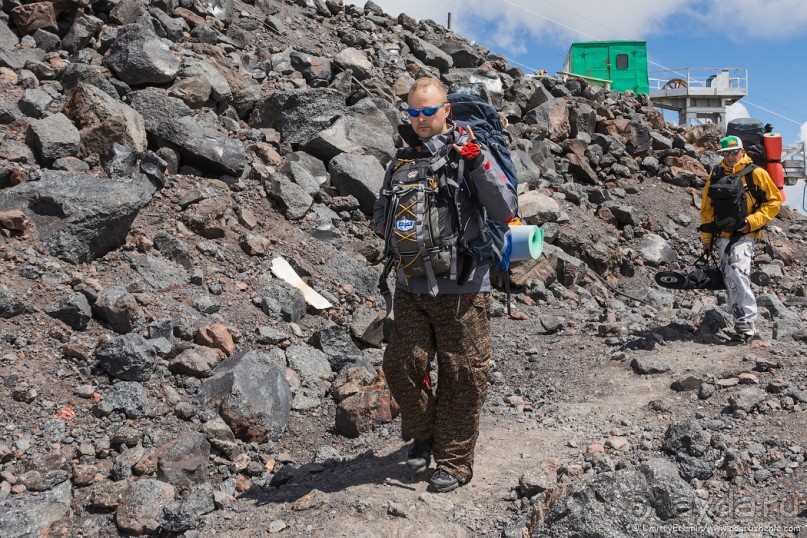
[562,41,649,95]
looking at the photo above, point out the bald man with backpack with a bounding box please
[373,78,518,492]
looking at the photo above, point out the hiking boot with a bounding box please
[428,468,459,493]
[406,439,432,473]
[730,328,758,343]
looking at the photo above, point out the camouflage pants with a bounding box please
[383,290,491,482]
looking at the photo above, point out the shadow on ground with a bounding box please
[241,445,426,506]
[624,321,727,350]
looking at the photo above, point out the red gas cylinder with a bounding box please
[763,133,785,201]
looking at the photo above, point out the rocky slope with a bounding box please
[1,0,807,536]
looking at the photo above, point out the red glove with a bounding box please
[457,140,481,161]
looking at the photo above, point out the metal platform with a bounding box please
[649,68,747,125]
[782,142,807,185]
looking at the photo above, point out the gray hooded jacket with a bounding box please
[372,123,518,295]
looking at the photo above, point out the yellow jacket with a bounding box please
[700,154,782,243]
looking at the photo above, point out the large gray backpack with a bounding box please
[380,148,462,297]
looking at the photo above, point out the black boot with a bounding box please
[406,439,432,473]
[428,468,459,493]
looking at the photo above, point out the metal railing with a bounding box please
[783,142,807,181]
[648,68,748,93]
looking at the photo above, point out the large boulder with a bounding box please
[104,24,180,86]
[308,324,374,375]
[248,88,347,145]
[551,231,620,279]
[255,280,306,322]
[637,234,677,267]
[10,3,58,35]
[290,51,333,86]
[63,83,147,157]
[25,113,80,165]
[130,89,246,176]
[0,481,71,538]
[279,151,329,194]
[110,0,149,25]
[335,382,395,438]
[0,19,20,51]
[328,153,385,215]
[519,190,561,225]
[169,345,221,378]
[662,420,711,457]
[206,58,261,118]
[44,292,92,330]
[333,47,373,80]
[303,98,396,165]
[97,381,151,418]
[60,63,119,99]
[94,286,146,334]
[439,40,484,68]
[404,34,453,72]
[156,433,210,489]
[543,459,712,537]
[116,479,176,536]
[0,171,152,264]
[661,155,708,187]
[158,485,215,533]
[598,119,651,156]
[61,13,103,53]
[128,253,189,291]
[95,333,157,382]
[285,344,333,386]
[198,350,292,442]
[0,284,28,318]
[177,58,232,103]
[264,172,313,221]
[569,102,596,140]
[524,98,570,142]
[0,47,44,70]
[566,152,599,184]
[511,149,542,188]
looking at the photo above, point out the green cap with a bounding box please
[718,135,743,153]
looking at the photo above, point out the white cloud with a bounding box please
[346,1,807,48]
[726,102,751,124]
[801,121,807,143]
[349,0,688,46]
[698,0,807,39]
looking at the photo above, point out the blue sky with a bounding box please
[352,0,807,144]
[349,1,807,211]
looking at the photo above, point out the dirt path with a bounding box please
[200,319,807,536]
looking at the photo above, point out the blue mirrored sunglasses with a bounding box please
[406,102,447,117]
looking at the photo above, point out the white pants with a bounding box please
[715,236,757,330]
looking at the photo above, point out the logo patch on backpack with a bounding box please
[396,218,415,232]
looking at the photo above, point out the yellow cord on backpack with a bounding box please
[401,252,422,270]
[392,158,414,172]
[396,200,416,220]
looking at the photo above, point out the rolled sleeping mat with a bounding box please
[766,161,787,201]
[509,224,544,261]
[763,132,783,160]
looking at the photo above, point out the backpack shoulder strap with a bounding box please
[740,164,767,209]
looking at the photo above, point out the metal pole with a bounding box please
[447,12,452,29]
